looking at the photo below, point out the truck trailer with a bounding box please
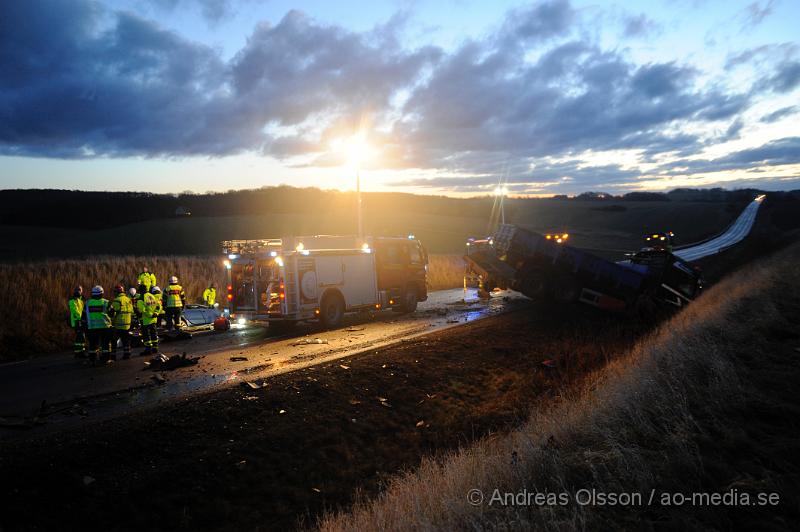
[465,224,703,313]
[222,234,428,328]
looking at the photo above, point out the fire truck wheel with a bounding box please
[320,292,345,328]
[394,287,418,313]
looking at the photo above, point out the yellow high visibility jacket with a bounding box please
[69,296,84,328]
[137,293,162,326]
[137,271,157,291]
[202,287,216,306]
[85,297,112,330]
[110,294,133,330]
[166,284,185,308]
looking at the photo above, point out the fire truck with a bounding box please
[222,235,428,328]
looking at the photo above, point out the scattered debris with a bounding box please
[446,319,459,324]
[345,326,365,332]
[377,397,392,408]
[147,353,199,371]
[542,359,557,368]
[291,338,328,346]
[242,396,259,401]
[152,373,166,384]
[82,476,95,486]
[230,356,248,362]
[279,409,286,414]
[312,487,321,493]
[416,420,426,427]
[242,381,267,390]
[348,398,361,405]
[339,364,350,370]
[235,460,247,470]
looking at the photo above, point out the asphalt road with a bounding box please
[0,288,528,435]
[675,195,765,262]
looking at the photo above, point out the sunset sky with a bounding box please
[1,0,798,196]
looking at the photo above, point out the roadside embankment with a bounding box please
[320,241,800,531]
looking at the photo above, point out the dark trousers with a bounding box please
[113,328,132,358]
[72,323,87,356]
[87,328,112,361]
[165,307,182,331]
[141,323,159,353]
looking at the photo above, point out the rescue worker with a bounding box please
[138,286,163,356]
[85,285,113,364]
[108,285,134,359]
[165,275,186,331]
[136,266,157,294]
[203,283,217,307]
[68,285,87,358]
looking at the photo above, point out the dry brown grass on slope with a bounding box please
[0,254,464,360]
[320,244,800,531]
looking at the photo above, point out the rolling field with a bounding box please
[1,199,744,259]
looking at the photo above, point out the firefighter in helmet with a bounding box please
[137,266,157,294]
[85,285,113,364]
[165,275,186,331]
[68,286,87,358]
[138,286,162,356]
[108,284,134,359]
[203,283,217,308]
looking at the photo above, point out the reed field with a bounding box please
[0,254,465,361]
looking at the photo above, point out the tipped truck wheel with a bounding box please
[320,292,345,328]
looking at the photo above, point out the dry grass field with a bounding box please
[0,254,464,360]
[319,242,800,531]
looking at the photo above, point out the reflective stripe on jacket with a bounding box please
[166,284,185,308]
[69,296,84,328]
[137,293,162,326]
[85,298,111,330]
[110,294,133,330]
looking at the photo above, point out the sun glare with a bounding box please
[332,132,374,168]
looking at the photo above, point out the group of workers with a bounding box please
[68,266,218,364]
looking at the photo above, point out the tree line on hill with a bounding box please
[0,186,795,230]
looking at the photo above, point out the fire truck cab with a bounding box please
[222,235,428,329]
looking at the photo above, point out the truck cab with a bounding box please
[374,236,428,312]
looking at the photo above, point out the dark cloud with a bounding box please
[146,0,239,23]
[741,0,775,29]
[0,0,792,195]
[0,1,439,159]
[656,137,800,175]
[760,105,798,123]
[622,14,658,38]
[765,60,800,92]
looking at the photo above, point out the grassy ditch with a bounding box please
[320,242,800,531]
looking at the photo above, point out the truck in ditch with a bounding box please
[464,224,703,313]
[222,234,428,328]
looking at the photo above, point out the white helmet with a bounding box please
[128,287,137,297]
[169,276,178,284]
[91,285,104,297]
[151,286,162,294]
